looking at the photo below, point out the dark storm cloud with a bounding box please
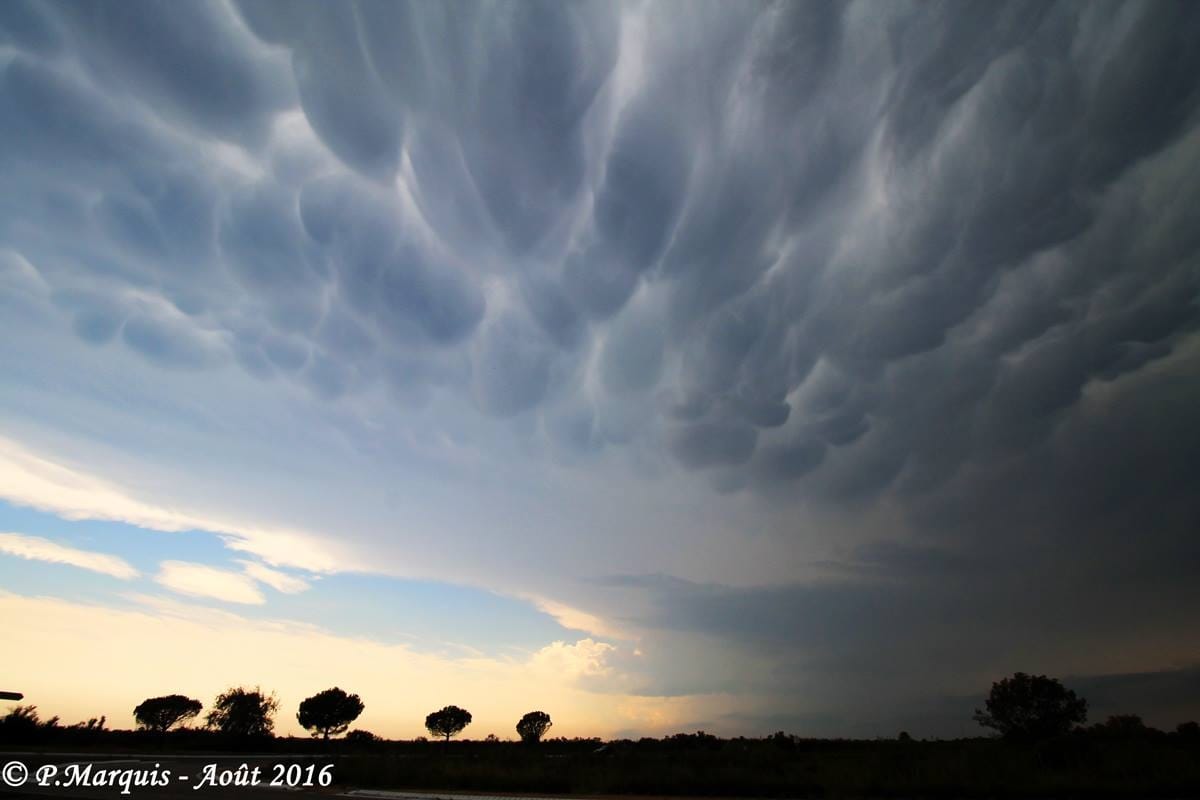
[521,274,586,350]
[456,1,617,253]
[606,532,1200,717]
[121,306,225,370]
[219,184,324,293]
[44,1,294,143]
[3,0,1200,734]
[261,1,403,176]
[235,0,617,252]
[298,174,485,346]
[600,304,666,394]
[668,420,759,469]
[5,0,1196,465]
[0,2,59,51]
[1069,667,1200,728]
[563,101,690,319]
[53,289,125,344]
[711,666,1200,737]
[473,313,554,417]
[0,55,168,173]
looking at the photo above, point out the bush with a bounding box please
[206,687,279,738]
[516,711,552,744]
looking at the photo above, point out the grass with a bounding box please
[4,726,1198,797]
[323,735,1200,797]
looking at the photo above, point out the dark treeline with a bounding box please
[2,673,1199,796]
[0,686,554,749]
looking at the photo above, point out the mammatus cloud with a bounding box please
[155,560,266,605]
[3,1,1193,495]
[1,0,1199,735]
[0,532,138,579]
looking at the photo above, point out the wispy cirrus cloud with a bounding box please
[0,435,349,573]
[0,531,138,579]
[238,559,310,594]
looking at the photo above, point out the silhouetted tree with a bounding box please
[70,716,106,731]
[0,705,58,740]
[1094,714,1151,737]
[1177,721,1200,738]
[296,687,364,740]
[345,729,378,743]
[516,710,552,743]
[133,695,202,732]
[205,687,278,737]
[665,730,722,750]
[973,673,1087,739]
[425,705,472,742]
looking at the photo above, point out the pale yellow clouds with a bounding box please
[237,560,311,594]
[154,561,267,605]
[0,532,138,579]
[0,591,730,740]
[524,595,628,640]
[529,638,616,679]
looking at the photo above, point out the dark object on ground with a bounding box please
[425,705,472,742]
[1,727,1198,796]
[134,695,202,732]
[974,672,1088,739]
[517,710,552,744]
[205,687,279,738]
[297,687,364,739]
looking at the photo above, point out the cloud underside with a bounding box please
[4,1,1195,482]
[3,3,1195,524]
[1,0,1199,734]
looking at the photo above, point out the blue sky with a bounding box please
[2,0,1199,738]
[0,500,577,657]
